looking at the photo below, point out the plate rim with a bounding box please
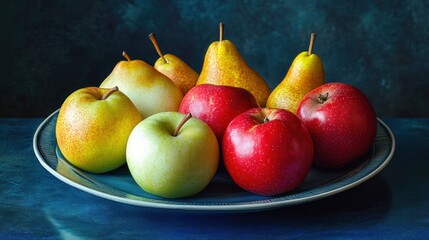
[33,109,395,212]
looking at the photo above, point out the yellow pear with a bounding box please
[149,33,199,94]
[267,33,325,114]
[100,52,183,117]
[196,23,270,107]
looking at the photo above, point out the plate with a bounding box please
[33,110,395,212]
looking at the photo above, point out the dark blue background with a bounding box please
[2,0,428,117]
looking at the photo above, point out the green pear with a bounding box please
[149,33,199,94]
[100,52,183,118]
[267,33,325,114]
[196,23,271,107]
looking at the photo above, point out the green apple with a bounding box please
[56,86,143,173]
[100,51,183,118]
[126,112,219,198]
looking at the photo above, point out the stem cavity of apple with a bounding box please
[263,117,270,123]
[317,92,329,104]
[122,51,132,61]
[174,113,192,137]
[308,33,316,55]
[219,22,224,41]
[102,86,119,100]
[149,33,167,63]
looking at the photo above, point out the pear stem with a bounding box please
[122,51,132,61]
[219,22,224,41]
[101,86,119,100]
[148,33,167,63]
[308,33,317,55]
[174,113,192,137]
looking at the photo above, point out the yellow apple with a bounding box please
[56,86,142,173]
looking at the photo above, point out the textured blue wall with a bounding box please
[2,0,428,117]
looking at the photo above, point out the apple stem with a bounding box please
[102,86,119,100]
[219,22,224,41]
[308,33,316,55]
[149,33,167,63]
[263,117,270,123]
[122,51,132,61]
[174,113,192,136]
[317,92,329,103]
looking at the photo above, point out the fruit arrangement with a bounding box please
[55,23,377,198]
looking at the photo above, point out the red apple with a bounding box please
[297,82,377,169]
[179,84,259,143]
[222,108,314,196]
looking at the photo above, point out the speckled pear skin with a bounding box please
[154,54,199,95]
[267,51,325,114]
[196,39,271,107]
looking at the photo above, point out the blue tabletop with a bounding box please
[1,118,428,239]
